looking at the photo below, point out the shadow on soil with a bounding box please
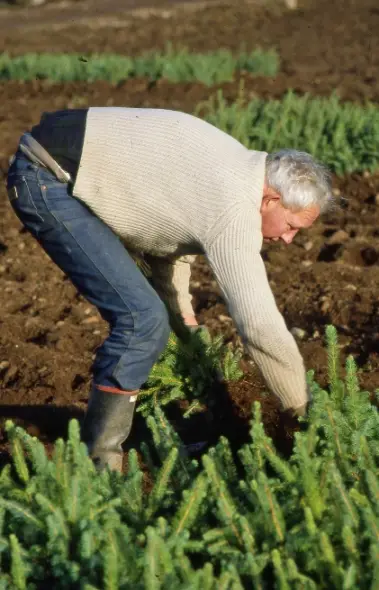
[0,404,85,469]
[0,378,302,473]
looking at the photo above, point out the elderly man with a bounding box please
[6,107,332,471]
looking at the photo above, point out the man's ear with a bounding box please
[261,190,281,211]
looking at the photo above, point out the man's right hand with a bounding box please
[183,313,199,327]
[287,384,312,418]
[290,402,310,418]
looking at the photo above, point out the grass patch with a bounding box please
[0,47,279,86]
[198,88,379,174]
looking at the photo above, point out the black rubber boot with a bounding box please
[81,385,139,472]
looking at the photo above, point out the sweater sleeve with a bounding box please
[144,254,195,340]
[204,208,310,411]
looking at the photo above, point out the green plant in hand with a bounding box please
[138,328,243,418]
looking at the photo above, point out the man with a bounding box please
[6,107,332,472]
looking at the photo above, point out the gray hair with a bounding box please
[265,149,333,213]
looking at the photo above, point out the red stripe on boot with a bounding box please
[94,384,139,396]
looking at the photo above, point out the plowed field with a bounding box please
[1,0,378,466]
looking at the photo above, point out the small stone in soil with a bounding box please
[321,300,330,313]
[0,360,10,374]
[3,365,19,386]
[218,314,231,322]
[327,229,349,245]
[291,327,306,339]
[81,316,99,325]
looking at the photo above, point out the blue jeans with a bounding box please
[6,153,171,391]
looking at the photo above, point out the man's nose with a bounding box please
[281,230,298,244]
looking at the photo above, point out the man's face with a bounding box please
[260,186,320,244]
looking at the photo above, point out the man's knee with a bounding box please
[136,297,171,354]
[96,298,171,389]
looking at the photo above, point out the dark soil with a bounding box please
[1,0,379,471]
[1,0,379,103]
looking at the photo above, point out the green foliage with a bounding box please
[197,87,379,174]
[0,326,378,588]
[137,328,243,417]
[0,46,279,85]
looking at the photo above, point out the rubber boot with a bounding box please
[81,385,139,472]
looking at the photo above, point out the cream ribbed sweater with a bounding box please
[73,107,309,411]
